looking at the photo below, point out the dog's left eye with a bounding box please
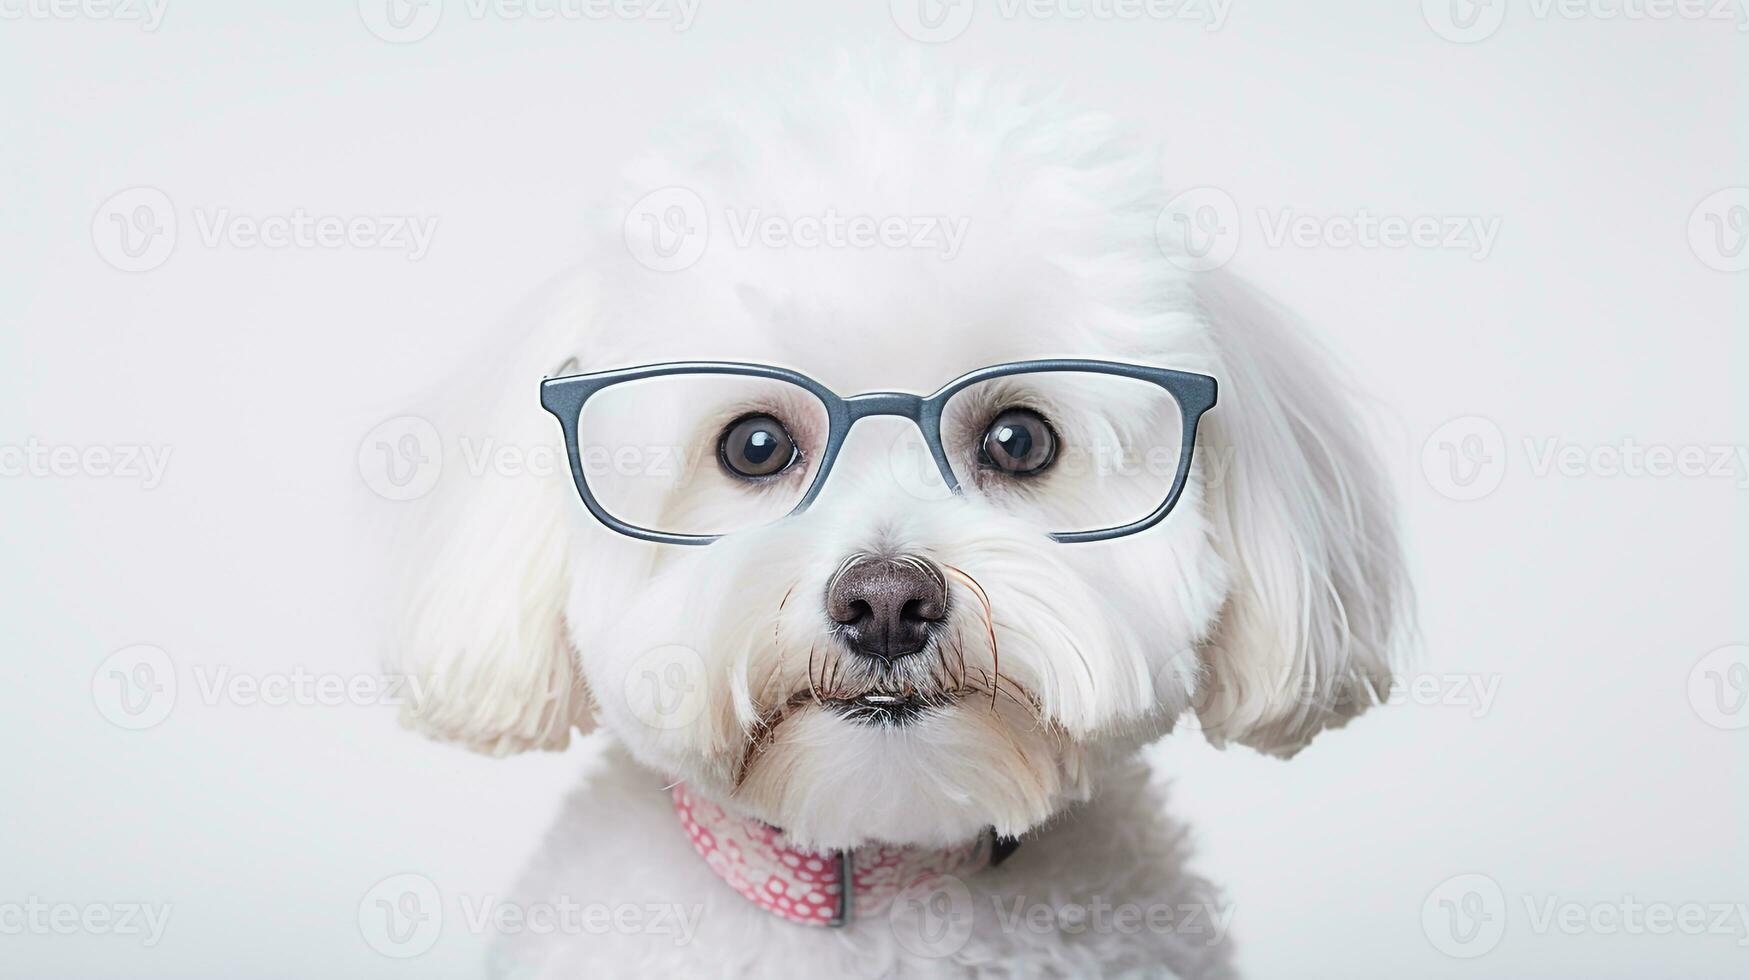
[979,409,1057,477]
[719,413,800,479]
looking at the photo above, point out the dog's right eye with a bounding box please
[978,408,1058,477]
[719,413,799,480]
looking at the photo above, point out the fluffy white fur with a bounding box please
[387,54,1411,978]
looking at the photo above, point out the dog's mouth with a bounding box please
[795,640,983,730]
[820,689,955,727]
[732,684,963,790]
[733,665,1044,791]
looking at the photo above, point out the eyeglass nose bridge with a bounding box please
[800,391,962,510]
[842,390,925,420]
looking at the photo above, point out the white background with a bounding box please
[2,2,1744,977]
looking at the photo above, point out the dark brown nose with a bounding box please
[825,554,949,663]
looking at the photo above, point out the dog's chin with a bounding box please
[727,686,1091,851]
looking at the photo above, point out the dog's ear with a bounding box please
[1190,269,1413,758]
[384,281,602,756]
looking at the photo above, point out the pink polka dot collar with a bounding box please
[671,782,1012,927]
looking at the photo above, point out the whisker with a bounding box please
[774,584,795,652]
[734,690,813,792]
[962,665,1044,725]
[745,582,806,721]
[944,562,1001,711]
[992,683,1038,720]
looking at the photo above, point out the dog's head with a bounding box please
[388,60,1411,850]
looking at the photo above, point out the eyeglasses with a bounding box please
[539,359,1217,545]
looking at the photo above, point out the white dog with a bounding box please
[388,55,1411,978]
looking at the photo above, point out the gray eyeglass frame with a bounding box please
[539,358,1218,546]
